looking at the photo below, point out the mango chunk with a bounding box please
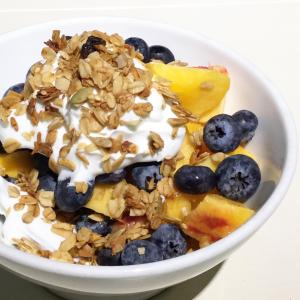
[85,183,114,216]
[183,194,254,241]
[163,195,192,222]
[0,150,34,177]
[147,63,230,121]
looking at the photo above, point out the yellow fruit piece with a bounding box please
[183,194,255,241]
[0,150,34,177]
[85,183,114,216]
[163,195,192,222]
[147,63,230,121]
[175,135,194,170]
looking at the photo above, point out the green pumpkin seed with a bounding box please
[70,87,94,105]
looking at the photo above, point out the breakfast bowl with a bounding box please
[0,17,297,300]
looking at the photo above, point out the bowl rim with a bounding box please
[0,16,298,280]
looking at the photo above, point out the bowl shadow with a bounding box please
[0,261,224,300]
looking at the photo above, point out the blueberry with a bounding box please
[96,248,121,266]
[174,165,216,194]
[125,37,150,63]
[203,114,242,153]
[3,175,16,184]
[215,154,261,201]
[76,214,111,236]
[125,162,162,191]
[3,83,24,97]
[80,35,106,59]
[32,153,55,177]
[149,45,175,64]
[55,178,94,212]
[151,224,187,259]
[38,173,57,192]
[95,169,126,184]
[232,110,258,144]
[121,240,163,265]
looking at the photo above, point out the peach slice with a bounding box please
[146,63,230,121]
[182,194,254,241]
[85,183,114,216]
[0,150,34,178]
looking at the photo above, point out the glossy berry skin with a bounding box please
[55,178,94,212]
[232,110,258,144]
[95,169,126,184]
[76,214,111,236]
[80,35,106,59]
[3,83,24,97]
[174,165,216,194]
[203,114,242,153]
[125,162,162,191]
[125,37,150,63]
[32,153,55,177]
[96,248,121,266]
[38,173,57,192]
[215,154,261,202]
[151,224,187,259]
[121,240,163,265]
[149,45,175,64]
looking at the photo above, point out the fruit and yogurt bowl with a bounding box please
[0,29,262,266]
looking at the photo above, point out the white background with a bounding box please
[0,1,299,299]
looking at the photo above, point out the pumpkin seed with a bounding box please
[70,87,94,105]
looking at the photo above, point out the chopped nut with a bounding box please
[37,190,55,207]
[43,207,56,221]
[59,158,76,171]
[168,118,188,127]
[3,138,21,153]
[148,131,164,155]
[133,103,153,117]
[59,233,76,252]
[10,116,18,131]
[7,185,20,198]
[211,152,226,163]
[75,182,88,193]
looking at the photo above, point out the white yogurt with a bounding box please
[0,177,63,251]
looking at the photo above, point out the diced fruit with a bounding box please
[96,248,121,266]
[163,195,193,222]
[174,165,216,194]
[146,63,230,120]
[121,240,163,265]
[203,114,242,153]
[85,183,114,216]
[125,37,150,63]
[3,83,24,97]
[175,135,194,171]
[0,150,34,178]
[151,224,187,259]
[76,214,111,236]
[183,194,255,241]
[55,178,94,213]
[149,45,175,64]
[232,110,258,144]
[125,162,162,191]
[215,154,261,201]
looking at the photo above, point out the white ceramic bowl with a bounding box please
[0,17,297,300]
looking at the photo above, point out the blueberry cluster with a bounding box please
[95,224,187,266]
[125,37,175,64]
[174,111,261,202]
